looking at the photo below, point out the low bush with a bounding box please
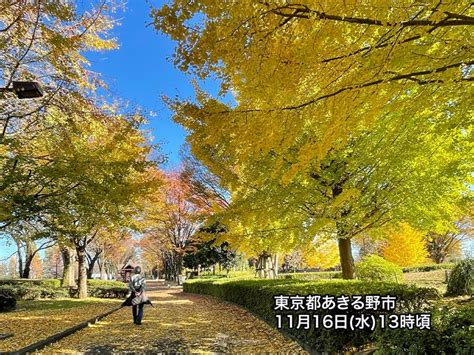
[195,275,227,280]
[446,259,474,296]
[356,255,403,283]
[402,263,454,273]
[0,283,69,300]
[86,279,128,298]
[0,279,127,300]
[184,278,439,353]
[376,302,474,354]
[197,270,256,279]
[88,286,128,298]
[0,278,61,288]
[40,287,69,299]
[278,271,341,280]
[87,279,126,288]
[0,286,17,312]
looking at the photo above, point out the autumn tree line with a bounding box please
[0,1,239,297]
[0,1,170,298]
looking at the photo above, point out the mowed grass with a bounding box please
[403,269,448,294]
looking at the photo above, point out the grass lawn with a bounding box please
[0,297,122,352]
[403,269,449,294]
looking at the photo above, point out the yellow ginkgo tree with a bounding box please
[382,223,429,267]
[40,105,160,298]
[153,1,473,278]
[1,1,120,229]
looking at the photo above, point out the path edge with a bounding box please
[5,304,123,355]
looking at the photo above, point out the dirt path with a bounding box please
[44,280,306,353]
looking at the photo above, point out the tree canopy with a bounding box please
[153,0,473,278]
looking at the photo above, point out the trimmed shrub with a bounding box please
[0,278,61,288]
[87,279,128,298]
[40,287,69,299]
[0,279,127,300]
[68,280,128,298]
[0,283,69,300]
[376,302,474,354]
[356,255,403,283]
[402,263,454,273]
[278,271,341,280]
[87,279,126,288]
[0,286,17,312]
[446,259,474,296]
[184,278,439,353]
[88,286,128,298]
[15,285,43,300]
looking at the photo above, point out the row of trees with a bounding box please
[0,1,163,297]
[2,1,472,289]
[140,153,236,281]
[282,220,470,272]
[152,0,473,278]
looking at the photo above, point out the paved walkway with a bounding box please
[44,280,306,353]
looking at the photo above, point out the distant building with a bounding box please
[118,261,138,282]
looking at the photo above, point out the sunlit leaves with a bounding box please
[153,1,472,275]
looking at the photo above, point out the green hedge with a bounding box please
[63,280,129,299]
[278,271,341,280]
[87,279,128,298]
[0,284,69,301]
[0,279,128,300]
[402,263,454,273]
[446,259,474,296]
[0,278,62,288]
[356,255,403,283]
[184,278,440,353]
[376,302,474,354]
[87,279,126,288]
[87,286,128,298]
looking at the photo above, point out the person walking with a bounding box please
[122,266,151,325]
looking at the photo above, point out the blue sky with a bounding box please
[84,0,222,168]
[1,1,211,258]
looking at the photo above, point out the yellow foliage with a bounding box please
[153,0,473,276]
[302,239,340,269]
[382,223,429,267]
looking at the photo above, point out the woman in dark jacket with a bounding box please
[122,266,151,325]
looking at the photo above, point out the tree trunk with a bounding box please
[61,246,76,287]
[257,253,274,279]
[257,255,263,278]
[99,258,108,280]
[86,251,100,279]
[21,240,34,278]
[76,247,88,299]
[15,239,23,277]
[273,254,279,278]
[21,257,32,278]
[338,238,354,279]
